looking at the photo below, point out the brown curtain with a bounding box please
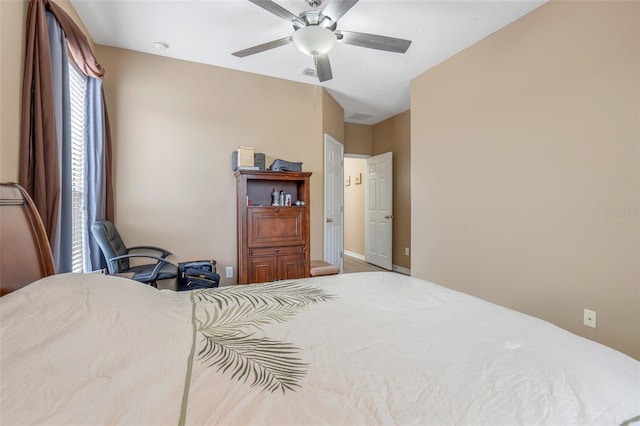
[19,0,114,245]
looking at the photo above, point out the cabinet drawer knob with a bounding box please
[275,248,280,253]
[276,207,280,213]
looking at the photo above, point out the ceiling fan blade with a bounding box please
[322,0,359,21]
[248,0,305,26]
[315,54,333,82]
[232,36,292,57]
[337,30,411,53]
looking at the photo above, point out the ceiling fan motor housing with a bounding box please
[293,11,336,30]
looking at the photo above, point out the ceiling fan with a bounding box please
[232,0,412,82]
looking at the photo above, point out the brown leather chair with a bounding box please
[0,183,55,296]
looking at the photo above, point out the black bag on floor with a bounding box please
[178,260,219,291]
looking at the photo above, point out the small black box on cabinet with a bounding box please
[232,152,266,171]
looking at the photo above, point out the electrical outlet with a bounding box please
[405,247,410,256]
[583,309,597,328]
[225,266,233,279]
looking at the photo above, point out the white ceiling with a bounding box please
[71,0,545,125]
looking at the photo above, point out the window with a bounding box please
[69,61,88,273]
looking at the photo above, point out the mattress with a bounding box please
[1,271,638,425]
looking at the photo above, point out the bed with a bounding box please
[1,271,638,425]
[1,182,638,425]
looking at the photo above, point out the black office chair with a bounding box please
[91,220,178,288]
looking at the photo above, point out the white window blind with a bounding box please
[69,61,88,273]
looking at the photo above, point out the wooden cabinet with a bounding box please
[236,171,311,284]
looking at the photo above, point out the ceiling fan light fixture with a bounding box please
[292,25,336,56]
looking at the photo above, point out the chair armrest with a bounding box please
[127,245,172,258]
[108,253,176,281]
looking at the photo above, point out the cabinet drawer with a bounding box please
[248,207,305,247]
[250,245,305,256]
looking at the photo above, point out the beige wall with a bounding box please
[344,157,365,256]
[0,0,92,182]
[411,1,639,359]
[322,89,344,145]
[373,110,411,270]
[97,46,329,285]
[344,123,372,155]
[0,0,27,182]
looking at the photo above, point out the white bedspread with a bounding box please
[1,272,638,425]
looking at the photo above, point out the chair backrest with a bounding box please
[91,220,129,274]
[0,183,56,296]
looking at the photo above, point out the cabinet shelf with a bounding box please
[247,205,305,209]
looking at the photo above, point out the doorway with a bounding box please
[343,156,367,263]
[343,154,394,271]
[323,134,344,272]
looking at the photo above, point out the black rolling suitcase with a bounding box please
[177,260,220,291]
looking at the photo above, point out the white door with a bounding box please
[324,134,344,272]
[365,152,393,270]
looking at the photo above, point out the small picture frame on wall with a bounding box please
[345,176,351,186]
[355,173,362,185]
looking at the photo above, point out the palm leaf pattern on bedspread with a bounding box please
[179,281,336,425]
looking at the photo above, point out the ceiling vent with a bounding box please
[302,67,317,77]
[348,112,374,121]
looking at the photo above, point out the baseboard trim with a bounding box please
[344,250,365,261]
[392,264,411,276]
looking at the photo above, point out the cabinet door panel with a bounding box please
[278,254,305,281]
[248,208,304,247]
[248,256,276,283]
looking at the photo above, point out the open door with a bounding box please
[323,134,344,272]
[365,152,393,270]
